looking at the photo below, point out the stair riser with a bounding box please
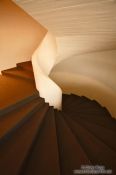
[2,72,34,82]
[0,102,44,145]
[0,93,39,117]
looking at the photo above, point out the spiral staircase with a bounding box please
[0,61,116,175]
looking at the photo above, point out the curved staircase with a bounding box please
[0,61,116,175]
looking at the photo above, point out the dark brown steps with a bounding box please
[62,94,76,107]
[55,111,91,175]
[63,94,89,110]
[0,103,49,175]
[63,113,116,174]
[63,94,104,111]
[17,61,33,72]
[0,61,116,175]
[21,107,60,175]
[69,116,116,152]
[0,92,39,117]
[62,94,116,132]
[63,94,89,108]
[68,112,116,132]
[62,93,70,100]
[63,94,114,124]
[63,96,106,116]
[66,108,113,122]
[64,105,108,117]
[2,67,34,81]
[0,74,37,115]
[62,94,70,110]
[0,97,44,141]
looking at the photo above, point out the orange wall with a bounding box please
[0,0,47,72]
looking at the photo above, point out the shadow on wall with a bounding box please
[50,72,116,118]
[52,50,116,92]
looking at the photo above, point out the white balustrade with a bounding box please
[32,32,62,110]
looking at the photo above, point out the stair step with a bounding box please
[17,61,33,72]
[68,115,116,152]
[103,106,115,120]
[0,103,49,175]
[62,94,70,108]
[72,94,91,103]
[63,114,116,174]
[55,111,91,175]
[68,112,116,132]
[63,94,90,110]
[65,105,110,117]
[0,92,39,117]
[2,67,34,81]
[64,98,106,116]
[67,103,113,120]
[63,94,114,122]
[0,75,37,115]
[21,107,60,175]
[62,94,79,108]
[0,97,44,140]
[63,94,87,109]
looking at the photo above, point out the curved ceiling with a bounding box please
[13,0,116,60]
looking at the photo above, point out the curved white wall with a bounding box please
[50,50,116,118]
[32,32,62,110]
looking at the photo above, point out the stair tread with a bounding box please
[64,106,107,116]
[0,103,49,175]
[69,112,116,132]
[63,98,105,115]
[63,94,90,109]
[70,116,116,151]
[0,97,44,140]
[65,107,111,118]
[55,111,91,175]
[63,94,107,115]
[0,74,37,111]
[63,114,116,173]
[62,94,77,108]
[17,61,33,72]
[62,94,115,131]
[21,107,60,175]
[2,67,34,80]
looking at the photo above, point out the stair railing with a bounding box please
[32,32,62,110]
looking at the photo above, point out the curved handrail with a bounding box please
[32,32,62,110]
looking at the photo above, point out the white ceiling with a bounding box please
[13,0,116,60]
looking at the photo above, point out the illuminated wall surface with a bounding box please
[0,0,47,72]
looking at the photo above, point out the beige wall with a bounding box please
[50,50,116,118]
[52,50,116,91]
[0,0,47,72]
